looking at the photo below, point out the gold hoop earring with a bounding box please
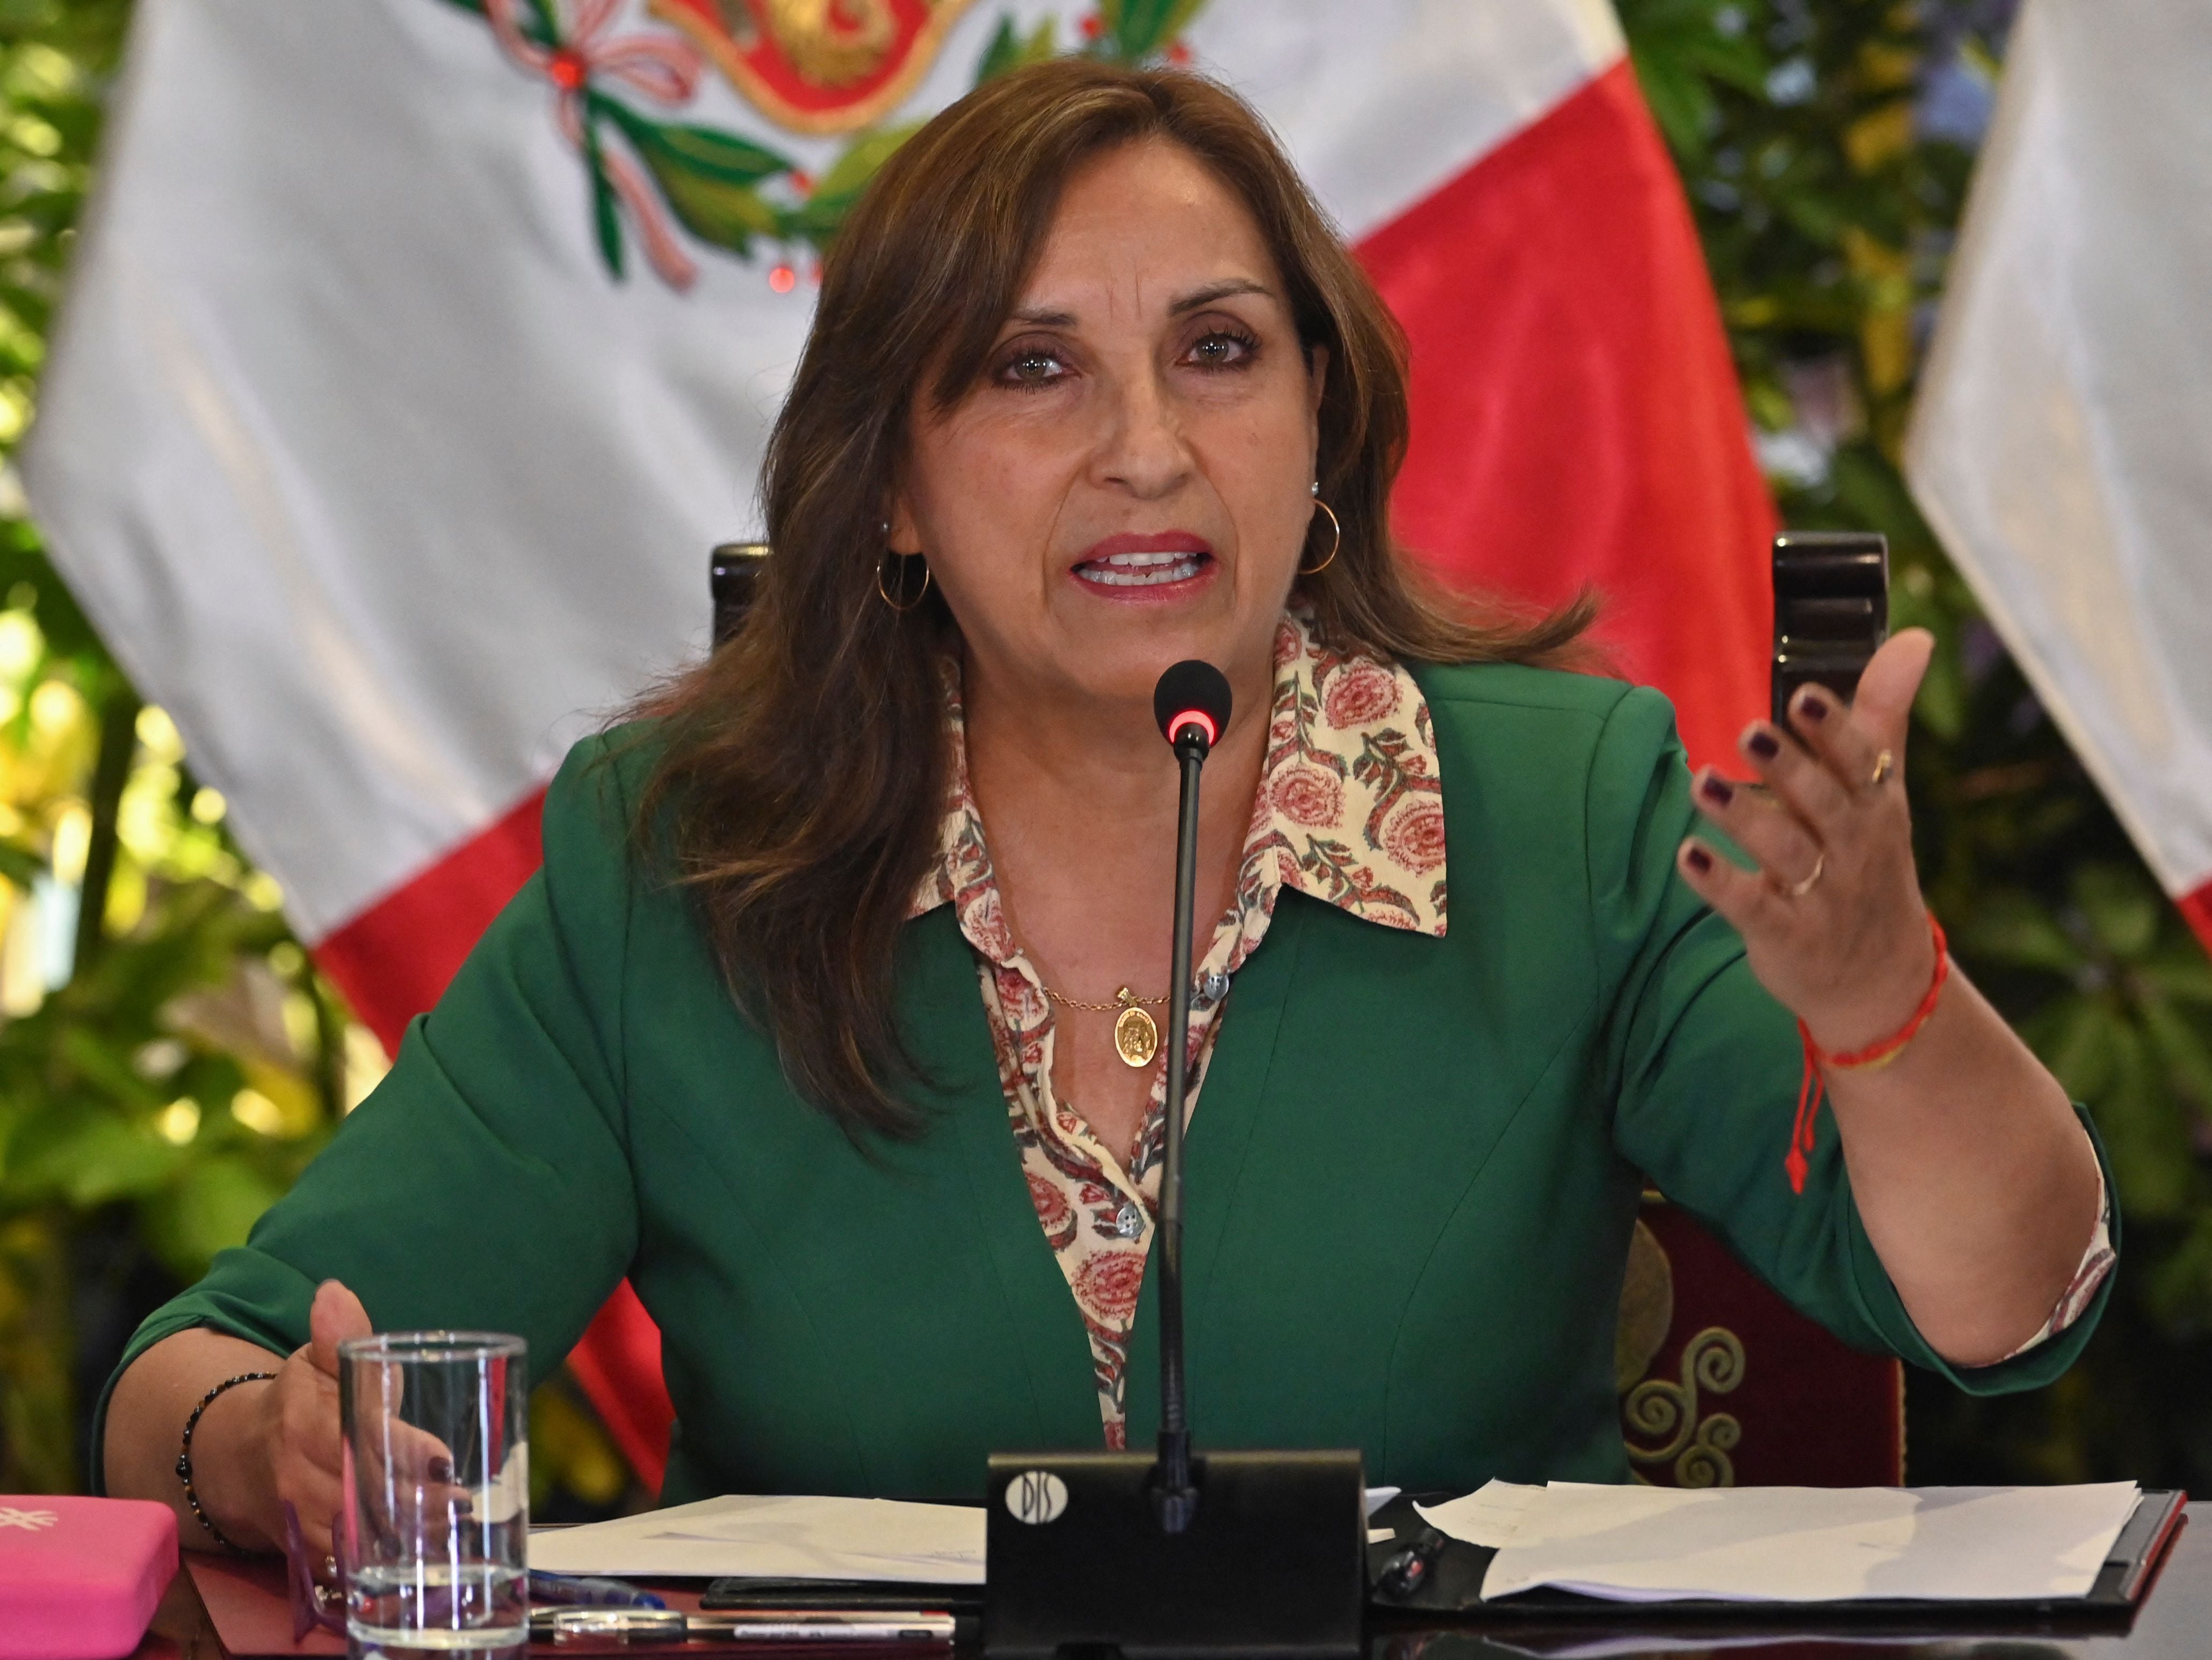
[1300,499,1341,576]
[877,551,931,613]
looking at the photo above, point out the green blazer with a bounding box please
[100,665,2112,1502]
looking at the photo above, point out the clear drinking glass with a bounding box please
[338,1332,529,1658]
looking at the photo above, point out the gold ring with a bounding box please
[1869,749,1895,788]
[1785,852,1826,899]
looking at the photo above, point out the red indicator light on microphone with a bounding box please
[1166,709,1217,748]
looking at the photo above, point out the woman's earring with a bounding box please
[878,548,931,613]
[1300,495,1341,576]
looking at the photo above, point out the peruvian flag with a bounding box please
[1906,0,2212,949]
[24,0,1771,1487]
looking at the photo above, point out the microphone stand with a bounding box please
[980,661,1364,1659]
[1153,722,1207,1534]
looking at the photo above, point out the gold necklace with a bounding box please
[1040,983,1166,1069]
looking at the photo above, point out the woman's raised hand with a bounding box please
[1675,626,2106,1361]
[1676,628,1941,1053]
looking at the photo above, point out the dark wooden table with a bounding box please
[136,1505,2205,1660]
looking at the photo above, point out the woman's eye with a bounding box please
[1185,330,1257,369]
[997,349,1068,387]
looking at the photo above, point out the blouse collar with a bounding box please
[912,610,1447,943]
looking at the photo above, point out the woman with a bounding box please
[102,60,2109,1560]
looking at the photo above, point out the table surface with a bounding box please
[135,1503,2206,1660]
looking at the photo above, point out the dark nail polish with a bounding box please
[1798,691,1831,722]
[1685,845,1714,874]
[428,1456,453,1483]
[1746,729,1781,762]
[1700,774,1735,806]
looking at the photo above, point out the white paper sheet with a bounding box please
[1458,1481,2141,1604]
[1415,1480,1545,1547]
[528,1494,986,1584]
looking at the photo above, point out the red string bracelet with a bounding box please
[1787,910,1950,1194]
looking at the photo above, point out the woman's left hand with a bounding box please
[1676,628,1940,1053]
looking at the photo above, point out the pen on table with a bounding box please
[687,1610,959,1643]
[529,1567,669,1608]
[533,1607,959,1645]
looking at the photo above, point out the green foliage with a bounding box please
[1090,0,1208,63]
[581,106,628,279]
[529,1372,633,1519]
[0,0,126,680]
[1619,0,2212,1487]
[977,15,1059,83]
[1,888,316,1252]
[0,0,135,1496]
[775,122,920,257]
[595,97,787,256]
[0,618,359,1493]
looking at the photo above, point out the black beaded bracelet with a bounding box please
[176,1370,276,1553]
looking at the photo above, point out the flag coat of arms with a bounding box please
[25,0,1773,1481]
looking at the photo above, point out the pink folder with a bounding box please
[0,1496,177,1660]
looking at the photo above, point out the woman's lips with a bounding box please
[1071,532,1215,592]
[1075,549,1212,587]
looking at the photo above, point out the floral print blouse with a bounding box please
[909,611,2110,1444]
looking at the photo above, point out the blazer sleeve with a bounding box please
[91,730,649,1488]
[1587,684,2116,1392]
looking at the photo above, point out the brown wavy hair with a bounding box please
[638,57,1593,1138]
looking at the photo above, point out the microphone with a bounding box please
[1153,658,1233,758]
[1147,661,1232,1533]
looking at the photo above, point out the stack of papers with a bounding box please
[530,1480,2144,1601]
[529,1494,986,1583]
[1414,1480,2144,1604]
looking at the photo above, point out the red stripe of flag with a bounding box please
[314,788,547,1056]
[1365,61,1774,773]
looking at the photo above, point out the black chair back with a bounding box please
[710,542,770,647]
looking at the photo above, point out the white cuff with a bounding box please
[1995,1133,2115,1362]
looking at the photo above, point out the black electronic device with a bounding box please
[710,540,770,648]
[985,1452,1368,1659]
[1772,530,1888,723]
[980,662,1367,1660]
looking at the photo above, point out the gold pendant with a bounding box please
[1111,989,1159,1069]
